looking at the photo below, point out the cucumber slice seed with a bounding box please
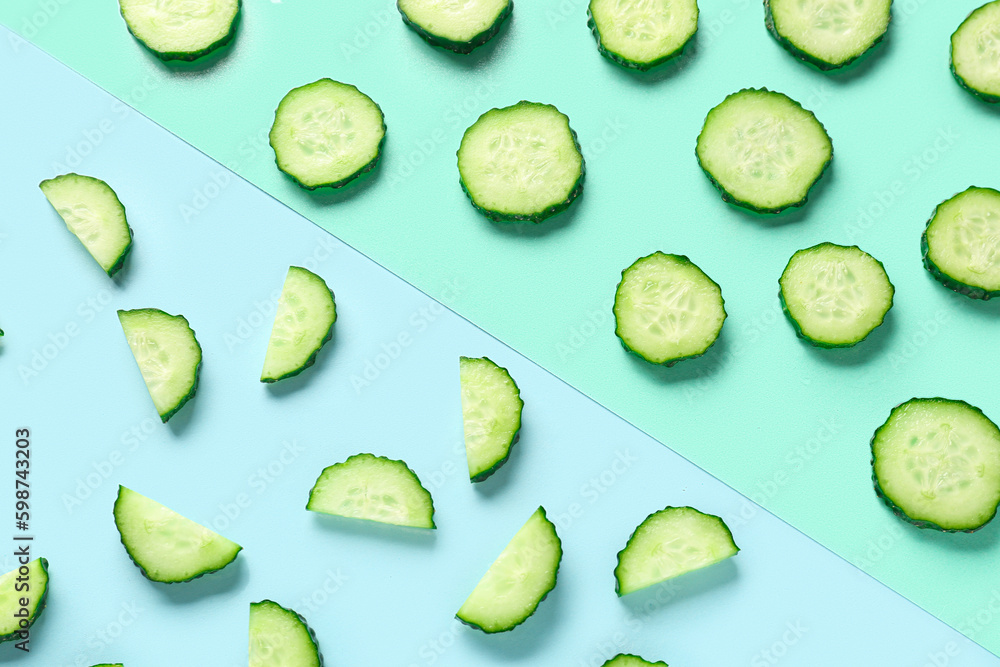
[249,600,323,667]
[0,558,48,643]
[765,0,892,70]
[779,243,894,348]
[922,186,1000,300]
[270,79,386,190]
[457,507,562,633]
[460,356,523,482]
[588,0,698,70]
[398,0,512,53]
[952,1,1000,103]
[114,486,242,583]
[602,655,669,667]
[118,309,202,422]
[696,88,832,213]
[261,267,337,383]
[872,398,1000,532]
[39,173,133,276]
[615,506,738,596]
[307,453,436,529]
[457,101,585,223]
[614,252,726,366]
[119,0,240,61]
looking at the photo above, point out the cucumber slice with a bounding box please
[249,600,323,667]
[457,507,562,633]
[602,655,669,667]
[118,0,240,61]
[460,356,523,482]
[613,252,726,366]
[118,308,202,422]
[765,0,891,70]
[779,242,894,348]
[696,88,832,213]
[269,79,386,190]
[587,0,698,70]
[952,1,1000,103]
[306,453,436,529]
[261,266,337,383]
[39,173,133,277]
[615,506,738,596]
[457,101,585,223]
[398,0,512,53]
[91,664,124,666]
[922,186,1000,300]
[0,558,48,643]
[114,485,242,583]
[872,398,1000,532]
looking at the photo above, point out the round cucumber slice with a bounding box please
[922,186,1000,300]
[114,486,242,583]
[457,507,561,633]
[615,506,738,596]
[250,600,323,667]
[460,356,523,482]
[696,88,832,213]
[587,0,698,71]
[307,453,436,529]
[261,266,336,383]
[457,101,585,223]
[39,173,133,277]
[118,309,202,423]
[118,0,240,61]
[872,398,1000,532]
[952,1,1000,103]
[602,655,669,667]
[765,0,891,70]
[613,252,726,366]
[779,242,894,348]
[269,79,386,190]
[398,0,512,53]
[0,558,48,643]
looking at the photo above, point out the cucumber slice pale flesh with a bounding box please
[114,485,242,583]
[0,558,48,643]
[39,173,133,277]
[119,0,240,61]
[397,0,512,53]
[765,0,891,70]
[249,600,323,667]
[460,356,523,482]
[602,655,669,667]
[872,398,1000,532]
[615,506,738,596]
[261,266,336,383]
[457,507,562,633]
[952,1,1000,103]
[587,0,699,70]
[922,186,1000,300]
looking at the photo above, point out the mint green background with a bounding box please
[5,0,1000,652]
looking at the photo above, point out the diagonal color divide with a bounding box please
[3,0,1000,658]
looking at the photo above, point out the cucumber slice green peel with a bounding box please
[460,356,523,482]
[118,308,202,423]
[307,453,436,529]
[397,0,512,53]
[779,243,894,348]
[951,1,1000,103]
[615,506,738,596]
[457,101,585,223]
[114,486,242,583]
[613,252,726,366]
[261,266,337,383]
[118,0,241,61]
[39,173,133,277]
[602,655,669,667]
[872,398,1000,532]
[91,664,124,666]
[250,600,323,667]
[696,88,832,214]
[764,0,892,71]
[587,0,698,71]
[269,79,386,190]
[0,558,48,643]
[457,507,562,633]
[922,186,1000,300]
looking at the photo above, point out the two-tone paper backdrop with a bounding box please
[2,0,1000,661]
